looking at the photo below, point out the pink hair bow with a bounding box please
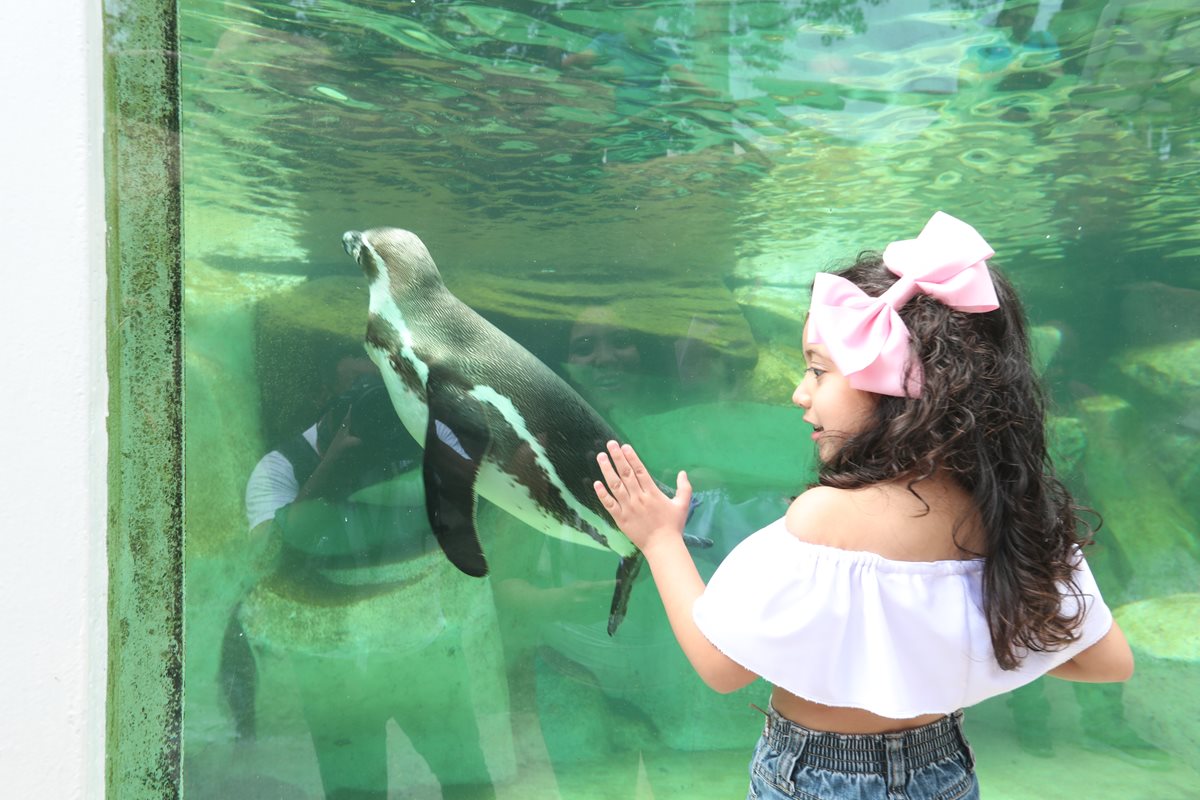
[806,211,999,397]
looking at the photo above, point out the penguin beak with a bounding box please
[342,230,363,259]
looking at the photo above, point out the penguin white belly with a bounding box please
[472,462,611,553]
[365,342,428,444]
[467,385,632,557]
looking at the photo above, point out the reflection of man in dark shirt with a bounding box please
[228,353,508,800]
[244,357,433,565]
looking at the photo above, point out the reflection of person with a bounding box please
[1007,676,1168,766]
[487,305,784,795]
[1004,316,1172,769]
[229,346,505,800]
[968,0,1061,92]
[562,5,714,163]
[562,6,690,116]
[563,305,647,417]
[564,305,744,419]
[1003,331,1169,768]
[592,212,1134,799]
[244,353,394,537]
[672,315,743,404]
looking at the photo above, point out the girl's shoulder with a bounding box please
[785,481,984,562]
[784,484,880,550]
[785,485,853,527]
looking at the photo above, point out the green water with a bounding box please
[177,1,1200,797]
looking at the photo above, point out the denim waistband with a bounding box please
[762,705,972,776]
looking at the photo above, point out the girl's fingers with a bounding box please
[593,480,617,511]
[675,469,693,507]
[619,443,654,492]
[605,440,638,487]
[596,449,629,501]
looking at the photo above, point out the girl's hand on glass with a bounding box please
[594,440,691,553]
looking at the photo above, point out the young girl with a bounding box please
[592,211,1133,800]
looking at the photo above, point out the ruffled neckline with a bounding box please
[762,517,986,576]
[693,518,1111,717]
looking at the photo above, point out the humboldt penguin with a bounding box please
[342,227,652,633]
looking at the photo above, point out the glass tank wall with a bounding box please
[157,0,1200,797]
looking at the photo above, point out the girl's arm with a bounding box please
[594,441,757,694]
[1046,620,1135,683]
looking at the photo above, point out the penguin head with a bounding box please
[343,228,445,292]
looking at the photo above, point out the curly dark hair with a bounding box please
[816,253,1096,670]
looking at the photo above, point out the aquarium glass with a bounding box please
[163,0,1200,797]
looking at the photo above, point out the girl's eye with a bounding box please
[805,366,825,379]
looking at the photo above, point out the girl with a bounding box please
[592,212,1133,800]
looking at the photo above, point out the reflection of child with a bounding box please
[592,212,1133,798]
[563,305,646,417]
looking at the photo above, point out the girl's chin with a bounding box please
[815,439,844,463]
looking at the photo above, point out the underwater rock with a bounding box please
[185,302,269,557]
[183,259,314,555]
[1112,338,1200,521]
[1118,593,1200,661]
[731,284,808,349]
[1076,395,1200,600]
[1046,415,1085,477]
[486,500,768,756]
[184,277,347,766]
[1154,423,1200,523]
[456,270,760,372]
[184,206,310,271]
[1030,325,1063,376]
[742,343,808,406]
[1114,594,1200,773]
[1116,339,1200,404]
[1120,282,1200,346]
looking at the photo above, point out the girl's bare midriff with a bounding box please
[770,687,948,734]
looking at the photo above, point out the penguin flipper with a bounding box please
[654,478,711,548]
[422,373,492,577]
[218,601,256,740]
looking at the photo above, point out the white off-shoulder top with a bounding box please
[692,518,1113,719]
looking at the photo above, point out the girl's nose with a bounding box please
[792,382,810,408]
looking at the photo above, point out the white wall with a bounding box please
[0,0,107,798]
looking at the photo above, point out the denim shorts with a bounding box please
[747,705,979,800]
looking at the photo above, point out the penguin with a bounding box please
[342,227,651,634]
